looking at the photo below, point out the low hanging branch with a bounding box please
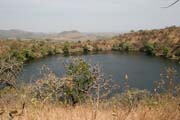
[163,0,179,8]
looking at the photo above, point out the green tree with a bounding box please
[63,42,70,56]
[143,42,155,56]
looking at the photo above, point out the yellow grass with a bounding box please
[0,101,180,120]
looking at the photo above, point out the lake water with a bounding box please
[18,51,180,92]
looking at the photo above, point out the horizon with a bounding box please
[0,0,180,33]
[0,25,179,34]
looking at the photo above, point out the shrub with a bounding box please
[31,58,115,105]
[119,42,133,52]
[112,42,134,52]
[143,42,155,56]
[12,51,26,62]
[83,45,90,54]
[174,48,180,56]
[163,46,170,57]
[22,49,35,61]
[111,89,151,107]
[155,67,177,96]
[0,57,22,89]
[112,44,119,51]
[63,42,70,56]
[93,45,102,52]
[12,49,35,62]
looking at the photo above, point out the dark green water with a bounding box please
[18,52,180,92]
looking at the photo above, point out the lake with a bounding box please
[18,51,180,92]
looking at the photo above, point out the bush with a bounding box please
[111,89,151,107]
[119,42,133,52]
[112,42,134,52]
[12,49,35,62]
[83,45,90,54]
[0,57,22,89]
[62,58,94,104]
[112,44,119,51]
[31,58,115,105]
[12,51,26,62]
[143,42,155,56]
[93,45,102,52]
[22,49,35,61]
[155,67,177,96]
[163,46,170,57]
[63,42,70,56]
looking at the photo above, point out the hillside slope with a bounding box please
[115,26,180,47]
[111,26,180,58]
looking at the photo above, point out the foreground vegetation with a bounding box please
[1,26,180,119]
[0,97,179,120]
[0,57,180,120]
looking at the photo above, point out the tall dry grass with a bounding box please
[0,98,180,120]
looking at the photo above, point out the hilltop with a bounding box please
[0,29,118,41]
[0,29,46,39]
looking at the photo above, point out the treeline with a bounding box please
[0,26,180,63]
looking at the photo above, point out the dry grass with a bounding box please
[0,100,180,120]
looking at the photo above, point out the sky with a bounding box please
[0,0,180,33]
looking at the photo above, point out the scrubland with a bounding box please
[0,26,180,120]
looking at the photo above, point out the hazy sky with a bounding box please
[0,0,180,32]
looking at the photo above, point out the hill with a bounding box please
[0,29,46,39]
[0,29,118,41]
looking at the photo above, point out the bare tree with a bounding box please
[163,0,179,8]
[0,56,22,89]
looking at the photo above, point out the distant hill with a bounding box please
[0,29,46,39]
[0,29,118,41]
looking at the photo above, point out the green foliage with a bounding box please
[119,42,133,52]
[31,58,114,105]
[22,49,35,60]
[112,42,134,52]
[83,45,90,54]
[12,51,26,62]
[143,42,155,56]
[112,44,119,51]
[32,59,97,105]
[12,49,35,62]
[47,48,56,55]
[163,46,170,57]
[62,58,94,104]
[63,42,70,56]
[40,47,49,56]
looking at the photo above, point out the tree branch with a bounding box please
[162,0,179,8]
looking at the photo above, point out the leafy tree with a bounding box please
[32,58,115,105]
[143,42,155,56]
[63,42,70,56]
